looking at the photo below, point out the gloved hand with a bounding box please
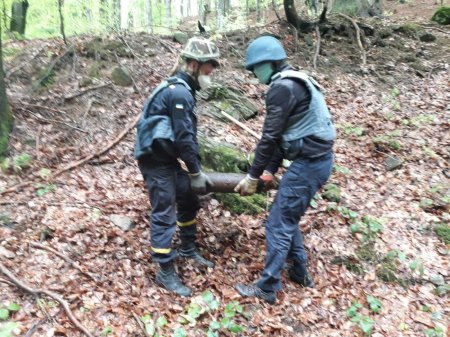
[260,170,279,191]
[189,171,214,194]
[234,174,259,196]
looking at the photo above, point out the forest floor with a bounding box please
[0,1,449,336]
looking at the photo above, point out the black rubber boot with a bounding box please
[179,241,214,268]
[288,264,315,288]
[235,284,276,304]
[155,262,192,297]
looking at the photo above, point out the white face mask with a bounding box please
[198,74,212,89]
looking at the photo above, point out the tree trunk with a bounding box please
[284,0,313,31]
[112,0,121,31]
[0,26,12,158]
[10,0,28,35]
[145,0,153,33]
[256,0,262,22]
[216,0,223,29]
[165,0,171,27]
[58,0,67,45]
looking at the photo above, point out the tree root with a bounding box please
[338,13,367,65]
[0,261,95,337]
[29,242,101,283]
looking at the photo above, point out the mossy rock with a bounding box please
[173,32,189,44]
[432,6,450,25]
[216,193,267,215]
[84,38,132,60]
[198,137,250,173]
[322,183,341,202]
[197,85,258,120]
[377,28,393,39]
[434,223,450,244]
[395,23,420,38]
[111,67,133,86]
[419,32,437,42]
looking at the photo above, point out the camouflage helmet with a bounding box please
[181,37,220,67]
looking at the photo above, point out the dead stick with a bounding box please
[19,107,88,134]
[219,110,260,140]
[0,112,141,196]
[29,242,100,283]
[64,83,112,100]
[338,13,366,65]
[132,312,151,337]
[313,25,321,70]
[36,125,42,160]
[0,261,95,337]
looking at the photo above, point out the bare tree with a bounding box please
[58,0,67,45]
[146,0,153,33]
[0,25,12,157]
[165,0,172,26]
[10,0,29,35]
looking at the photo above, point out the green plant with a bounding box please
[367,296,382,314]
[140,314,167,337]
[333,164,351,175]
[346,302,375,336]
[0,322,20,337]
[102,326,112,336]
[36,183,57,196]
[434,223,450,244]
[342,124,365,136]
[409,258,425,277]
[177,291,246,335]
[0,153,32,173]
[424,326,444,337]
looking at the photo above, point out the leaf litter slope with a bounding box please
[0,16,449,337]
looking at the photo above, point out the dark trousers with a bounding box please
[256,153,333,292]
[138,159,200,264]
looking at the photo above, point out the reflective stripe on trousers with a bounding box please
[138,160,200,263]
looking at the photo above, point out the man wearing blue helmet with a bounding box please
[234,35,336,304]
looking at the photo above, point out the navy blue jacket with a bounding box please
[249,64,334,178]
[137,71,201,173]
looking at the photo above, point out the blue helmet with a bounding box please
[245,36,287,71]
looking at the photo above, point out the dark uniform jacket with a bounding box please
[136,71,201,174]
[249,64,335,178]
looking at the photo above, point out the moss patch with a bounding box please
[217,193,267,215]
[199,138,250,173]
[432,6,450,25]
[0,106,13,158]
[435,223,450,244]
[356,241,378,263]
[322,183,341,203]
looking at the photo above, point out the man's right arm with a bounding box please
[170,92,201,173]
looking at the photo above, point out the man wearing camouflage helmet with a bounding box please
[135,37,220,297]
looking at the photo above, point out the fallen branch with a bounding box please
[338,13,366,65]
[0,111,141,196]
[29,242,100,283]
[0,261,94,337]
[219,110,260,140]
[64,82,112,100]
[18,107,88,134]
[313,25,321,70]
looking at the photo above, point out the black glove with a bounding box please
[189,171,214,194]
